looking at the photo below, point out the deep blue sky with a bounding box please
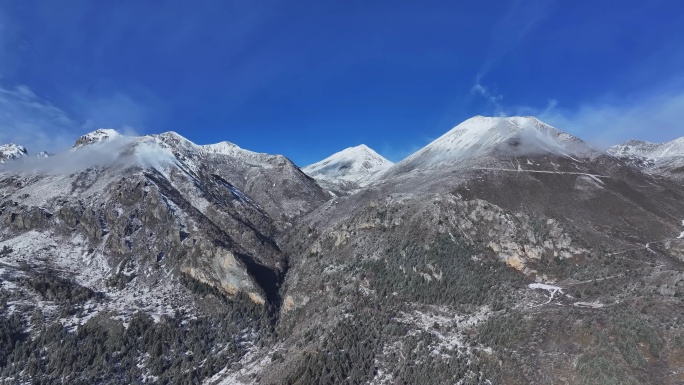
[1,0,683,165]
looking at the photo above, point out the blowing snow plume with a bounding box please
[0,129,178,175]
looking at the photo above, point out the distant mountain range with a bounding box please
[609,137,684,180]
[1,116,683,384]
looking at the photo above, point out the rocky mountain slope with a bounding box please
[609,137,684,180]
[252,117,684,385]
[2,118,684,385]
[302,144,393,193]
[0,129,328,383]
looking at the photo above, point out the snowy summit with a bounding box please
[73,128,121,148]
[400,116,590,169]
[609,137,684,160]
[609,136,684,178]
[302,144,393,187]
[0,143,28,163]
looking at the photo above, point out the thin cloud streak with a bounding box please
[476,0,557,82]
[504,90,684,148]
[471,83,503,111]
[538,92,684,147]
[0,83,78,153]
[472,0,556,107]
[0,82,153,154]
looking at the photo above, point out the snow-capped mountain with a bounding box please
[3,120,684,384]
[609,137,684,159]
[0,128,328,326]
[609,137,684,179]
[73,128,121,147]
[395,116,591,172]
[275,116,684,385]
[302,144,393,191]
[0,143,28,163]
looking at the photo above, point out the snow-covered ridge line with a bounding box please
[609,136,684,160]
[0,128,293,176]
[395,116,593,171]
[77,129,278,161]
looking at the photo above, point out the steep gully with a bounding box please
[144,171,288,315]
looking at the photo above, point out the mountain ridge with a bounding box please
[2,117,684,384]
[609,136,684,179]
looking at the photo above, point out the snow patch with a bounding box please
[573,302,604,309]
[528,283,564,306]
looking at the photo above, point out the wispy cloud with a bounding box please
[0,83,153,154]
[472,0,556,106]
[73,91,155,135]
[0,83,79,153]
[477,0,557,82]
[471,83,503,111]
[485,85,684,147]
[534,90,684,147]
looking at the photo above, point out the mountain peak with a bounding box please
[0,143,28,163]
[302,144,393,188]
[398,115,589,170]
[73,128,121,147]
[609,136,684,162]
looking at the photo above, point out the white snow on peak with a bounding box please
[149,132,279,166]
[609,137,684,160]
[0,143,28,163]
[400,116,589,168]
[302,144,394,186]
[609,136,684,177]
[73,128,121,147]
[202,141,263,158]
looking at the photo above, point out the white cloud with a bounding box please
[509,90,684,147]
[0,82,155,154]
[472,83,503,110]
